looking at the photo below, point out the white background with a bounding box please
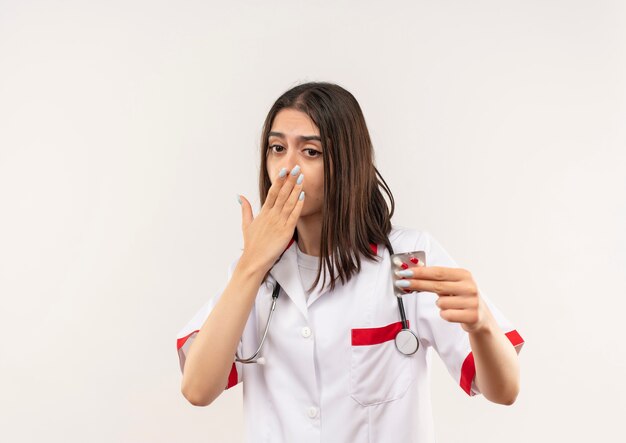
[1,1,624,442]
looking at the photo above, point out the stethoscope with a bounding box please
[235,243,420,365]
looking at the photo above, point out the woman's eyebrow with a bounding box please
[268,131,321,142]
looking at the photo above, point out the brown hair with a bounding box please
[259,81,395,293]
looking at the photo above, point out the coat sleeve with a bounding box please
[175,257,244,390]
[414,231,525,396]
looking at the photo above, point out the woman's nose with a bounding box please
[278,150,299,172]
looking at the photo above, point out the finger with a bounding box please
[439,309,479,325]
[395,266,468,282]
[263,167,289,210]
[239,194,254,230]
[394,279,472,295]
[436,294,478,310]
[286,189,305,228]
[273,165,301,211]
[281,172,304,219]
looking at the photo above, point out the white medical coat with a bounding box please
[176,225,524,443]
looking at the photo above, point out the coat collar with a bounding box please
[268,237,380,320]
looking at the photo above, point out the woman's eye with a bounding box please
[304,149,322,158]
[269,144,321,158]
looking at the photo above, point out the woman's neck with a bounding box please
[295,214,323,257]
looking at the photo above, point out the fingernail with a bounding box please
[236,194,242,205]
[395,280,410,288]
[395,269,413,278]
[296,173,304,185]
[278,167,287,178]
[290,165,301,176]
[299,191,305,201]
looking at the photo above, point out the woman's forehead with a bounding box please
[270,109,319,137]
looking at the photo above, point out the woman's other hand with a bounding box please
[394,266,489,333]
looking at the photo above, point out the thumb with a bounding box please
[237,194,254,230]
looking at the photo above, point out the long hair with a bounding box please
[259,81,395,293]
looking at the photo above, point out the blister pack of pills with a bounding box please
[391,250,427,297]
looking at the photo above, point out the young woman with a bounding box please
[176,82,524,442]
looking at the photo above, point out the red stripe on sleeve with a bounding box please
[504,329,524,347]
[351,321,409,346]
[177,330,199,350]
[459,352,476,395]
[459,329,525,395]
[225,362,239,389]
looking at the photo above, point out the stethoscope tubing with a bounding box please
[235,282,280,364]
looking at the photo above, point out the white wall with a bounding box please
[1,1,624,441]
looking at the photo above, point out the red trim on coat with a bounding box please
[225,362,239,389]
[459,329,524,395]
[351,320,409,346]
[504,329,524,347]
[177,330,199,350]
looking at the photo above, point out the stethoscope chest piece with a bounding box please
[394,328,419,355]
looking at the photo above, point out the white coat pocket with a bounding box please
[349,321,415,406]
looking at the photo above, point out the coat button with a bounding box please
[307,406,318,418]
[301,326,312,338]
